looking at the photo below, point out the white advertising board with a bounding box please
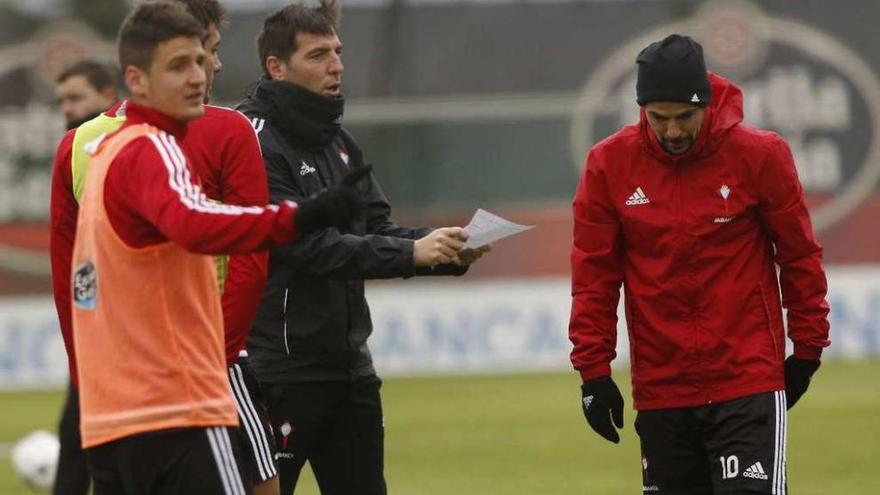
[0,297,68,389]
[0,267,878,388]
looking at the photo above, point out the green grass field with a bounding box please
[1,360,878,494]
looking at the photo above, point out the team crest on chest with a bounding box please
[715,184,735,223]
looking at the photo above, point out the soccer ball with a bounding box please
[10,430,59,492]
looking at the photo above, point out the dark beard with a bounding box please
[66,110,103,130]
[661,136,694,155]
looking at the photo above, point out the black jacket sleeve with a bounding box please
[340,128,432,242]
[265,150,421,280]
[340,128,431,241]
[360,157,467,277]
[364,172,431,240]
[345,126,466,277]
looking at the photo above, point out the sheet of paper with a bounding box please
[463,209,534,249]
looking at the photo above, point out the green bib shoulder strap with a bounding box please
[71,104,127,203]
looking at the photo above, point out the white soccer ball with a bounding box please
[10,430,60,492]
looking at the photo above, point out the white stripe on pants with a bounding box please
[229,364,278,481]
[206,426,247,495]
[772,390,788,495]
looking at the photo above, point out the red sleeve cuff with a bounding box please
[277,201,299,243]
[793,343,823,360]
[578,363,612,382]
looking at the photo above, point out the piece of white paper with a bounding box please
[463,209,534,249]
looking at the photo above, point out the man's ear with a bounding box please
[265,56,286,81]
[124,65,148,100]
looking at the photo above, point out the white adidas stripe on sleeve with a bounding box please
[146,132,267,217]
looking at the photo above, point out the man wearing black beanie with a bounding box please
[569,33,830,494]
[635,34,713,155]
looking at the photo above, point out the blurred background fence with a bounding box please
[1,0,879,388]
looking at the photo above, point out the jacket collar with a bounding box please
[252,77,345,150]
[124,101,188,138]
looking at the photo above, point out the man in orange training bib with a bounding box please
[71,3,367,494]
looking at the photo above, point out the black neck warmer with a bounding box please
[254,78,345,149]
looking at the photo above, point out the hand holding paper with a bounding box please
[413,227,467,267]
[455,243,491,267]
[463,209,533,249]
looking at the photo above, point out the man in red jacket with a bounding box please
[569,34,830,495]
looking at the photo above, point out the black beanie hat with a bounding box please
[636,34,711,107]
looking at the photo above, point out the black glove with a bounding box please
[581,376,625,443]
[294,165,372,234]
[784,356,820,410]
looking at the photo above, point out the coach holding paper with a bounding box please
[568,34,830,494]
[237,2,489,493]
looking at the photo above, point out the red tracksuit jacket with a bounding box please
[569,73,831,410]
[50,102,273,384]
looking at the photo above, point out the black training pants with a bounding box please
[53,381,90,495]
[263,376,386,495]
[635,391,788,495]
[86,427,251,495]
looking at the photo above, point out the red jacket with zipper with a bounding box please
[569,73,830,410]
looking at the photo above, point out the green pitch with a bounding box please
[1,360,878,494]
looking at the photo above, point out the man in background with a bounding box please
[50,58,119,495]
[54,60,118,130]
[237,2,489,493]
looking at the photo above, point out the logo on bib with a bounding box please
[73,261,97,310]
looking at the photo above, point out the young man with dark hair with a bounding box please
[51,1,292,494]
[237,2,489,494]
[60,2,365,494]
[55,60,119,130]
[569,34,830,494]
